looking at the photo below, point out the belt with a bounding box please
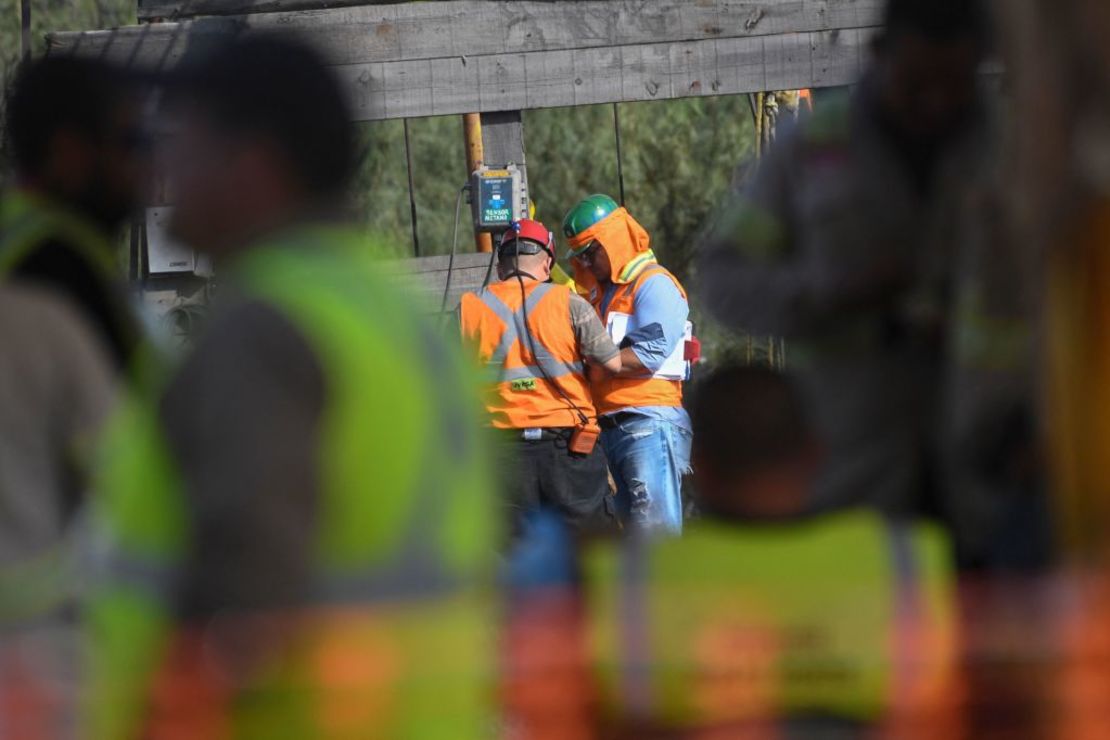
[598,411,639,430]
[506,427,573,441]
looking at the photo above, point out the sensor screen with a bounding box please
[478,175,514,227]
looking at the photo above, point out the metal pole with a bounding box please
[21,0,32,61]
[462,113,493,253]
[613,102,627,206]
[402,118,421,257]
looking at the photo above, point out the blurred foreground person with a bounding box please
[0,286,116,739]
[1,56,145,372]
[563,195,694,534]
[701,0,1042,568]
[460,219,620,540]
[0,54,140,738]
[86,34,497,738]
[584,367,956,736]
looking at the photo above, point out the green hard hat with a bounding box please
[562,194,619,252]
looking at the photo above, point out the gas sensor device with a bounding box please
[470,164,527,232]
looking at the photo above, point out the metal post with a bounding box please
[403,118,421,257]
[613,102,627,206]
[462,113,493,253]
[21,0,32,61]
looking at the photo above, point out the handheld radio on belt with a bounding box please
[501,222,601,456]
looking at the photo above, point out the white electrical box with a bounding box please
[146,207,213,276]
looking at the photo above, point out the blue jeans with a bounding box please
[601,415,692,534]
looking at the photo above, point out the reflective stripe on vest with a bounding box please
[0,191,150,382]
[0,191,116,278]
[475,282,585,383]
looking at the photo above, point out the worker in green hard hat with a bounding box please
[563,195,695,534]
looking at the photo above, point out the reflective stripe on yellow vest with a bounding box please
[0,189,146,380]
[460,279,596,429]
[0,189,117,279]
[87,226,498,739]
[584,511,956,729]
[592,263,687,415]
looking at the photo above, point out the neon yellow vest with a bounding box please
[0,191,129,625]
[585,510,955,729]
[0,188,142,371]
[87,226,498,739]
[0,189,118,277]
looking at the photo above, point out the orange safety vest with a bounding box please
[591,264,687,416]
[460,279,596,429]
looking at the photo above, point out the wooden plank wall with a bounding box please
[381,250,499,311]
[48,0,882,121]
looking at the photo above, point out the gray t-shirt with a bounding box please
[0,285,116,567]
[568,292,620,365]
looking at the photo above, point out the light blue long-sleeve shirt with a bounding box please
[600,273,691,431]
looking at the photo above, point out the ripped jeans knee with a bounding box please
[602,417,692,535]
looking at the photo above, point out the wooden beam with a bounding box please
[381,251,498,312]
[138,0,408,20]
[51,0,882,69]
[48,27,874,121]
[480,110,528,195]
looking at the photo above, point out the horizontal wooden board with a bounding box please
[383,250,499,312]
[59,0,882,68]
[335,28,871,119]
[48,26,874,120]
[138,0,402,19]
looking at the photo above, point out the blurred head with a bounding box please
[497,219,555,282]
[690,366,819,521]
[872,0,989,143]
[164,33,355,257]
[4,56,148,230]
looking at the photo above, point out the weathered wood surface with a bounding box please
[47,1,880,120]
[56,1,882,67]
[138,0,410,20]
[50,29,874,121]
[382,250,499,311]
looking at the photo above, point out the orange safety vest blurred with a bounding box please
[590,262,687,416]
[460,279,596,429]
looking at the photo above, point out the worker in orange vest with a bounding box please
[460,219,621,539]
[564,196,694,534]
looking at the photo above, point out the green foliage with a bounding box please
[0,0,134,88]
[351,97,755,281]
[1,0,135,174]
[352,116,471,260]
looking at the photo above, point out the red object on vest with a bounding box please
[684,335,702,363]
